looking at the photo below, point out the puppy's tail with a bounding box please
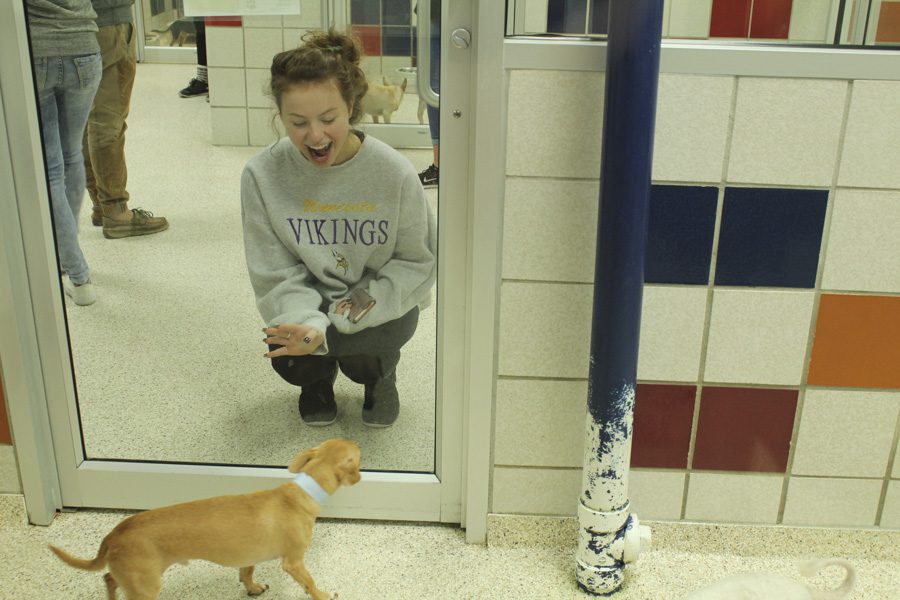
[799,557,855,600]
[49,539,108,572]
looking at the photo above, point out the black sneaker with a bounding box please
[361,372,399,427]
[418,164,438,188]
[298,372,338,426]
[179,78,208,98]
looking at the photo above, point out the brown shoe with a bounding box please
[91,208,103,227]
[102,208,169,239]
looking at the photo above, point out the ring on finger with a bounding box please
[286,331,292,339]
[303,336,312,344]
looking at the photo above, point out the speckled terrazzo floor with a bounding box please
[63,64,438,472]
[2,495,899,599]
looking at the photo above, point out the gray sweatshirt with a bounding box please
[26,0,99,58]
[90,0,134,28]
[241,133,437,351]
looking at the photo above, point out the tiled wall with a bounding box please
[0,372,19,494]
[207,1,416,146]
[535,0,900,44]
[498,72,900,529]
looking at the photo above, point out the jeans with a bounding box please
[84,22,136,209]
[34,53,102,285]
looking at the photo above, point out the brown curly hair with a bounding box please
[269,29,369,125]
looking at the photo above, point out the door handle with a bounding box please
[415,0,439,108]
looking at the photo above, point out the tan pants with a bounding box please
[84,22,136,211]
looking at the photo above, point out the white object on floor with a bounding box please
[63,276,96,306]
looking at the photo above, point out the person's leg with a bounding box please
[85,23,168,237]
[270,352,339,425]
[419,22,440,187]
[179,20,208,98]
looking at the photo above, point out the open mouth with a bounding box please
[306,142,333,163]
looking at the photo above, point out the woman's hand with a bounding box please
[263,324,325,358]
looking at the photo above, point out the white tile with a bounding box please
[208,68,246,108]
[249,108,283,147]
[0,446,21,494]
[789,0,833,42]
[792,389,900,478]
[495,379,586,468]
[246,68,274,108]
[506,70,605,179]
[667,0,713,39]
[653,74,733,183]
[498,282,592,379]
[492,466,581,515]
[822,189,900,294]
[783,477,882,527]
[839,81,900,189]
[638,286,708,383]
[210,107,248,146]
[283,29,306,51]
[242,16,283,28]
[501,177,599,282]
[244,28,285,69]
[727,78,847,186]
[206,26,245,68]
[629,470,686,521]
[685,473,783,524]
[895,441,900,479]
[662,0,672,36]
[284,0,322,29]
[704,289,815,385]
[881,480,900,528]
[523,0,550,34]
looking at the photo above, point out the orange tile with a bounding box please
[808,294,900,388]
[876,2,900,43]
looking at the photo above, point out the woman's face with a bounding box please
[280,79,357,168]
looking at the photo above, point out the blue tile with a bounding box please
[382,26,412,56]
[351,0,379,25]
[382,0,411,25]
[645,185,718,285]
[715,187,828,288]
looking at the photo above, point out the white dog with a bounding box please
[360,77,407,124]
[681,558,854,600]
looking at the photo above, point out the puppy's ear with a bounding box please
[400,78,407,92]
[288,447,317,473]
[335,456,362,486]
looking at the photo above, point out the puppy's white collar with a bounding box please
[293,472,329,505]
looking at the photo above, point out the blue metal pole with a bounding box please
[576,0,663,595]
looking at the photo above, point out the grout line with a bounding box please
[876,408,900,526]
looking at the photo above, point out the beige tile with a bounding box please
[881,480,900,528]
[501,177,599,282]
[492,466,580,515]
[704,290,815,385]
[249,108,282,147]
[283,29,306,51]
[495,379,586,468]
[208,68,246,108]
[839,81,900,189]
[629,470,686,521]
[822,189,900,294]
[0,446,21,494]
[242,16,282,28]
[246,68,273,108]
[506,70,605,179]
[727,78,847,186]
[792,389,900,478]
[284,0,322,28]
[498,282,592,379]
[895,442,900,479]
[206,26,245,68]
[653,74,733,182]
[783,477,882,527]
[789,0,833,42]
[667,0,713,39]
[637,286,708,383]
[210,107,248,146]
[244,27,285,69]
[685,472,783,524]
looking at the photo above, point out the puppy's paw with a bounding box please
[246,583,269,596]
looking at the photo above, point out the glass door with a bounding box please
[2,0,469,525]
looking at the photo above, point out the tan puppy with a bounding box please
[360,77,407,124]
[49,438,361,600]
[681,558,854,600]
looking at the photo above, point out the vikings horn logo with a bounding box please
[331,249,350,275]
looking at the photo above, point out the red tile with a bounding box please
[710,0,752,38]
[750,0,793,39]
[205,17,242,27]
[0,376,10,444]
[693,387,797,473]
[631,384,696,469]
[876,3,900,43]
[352,25,381,57]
